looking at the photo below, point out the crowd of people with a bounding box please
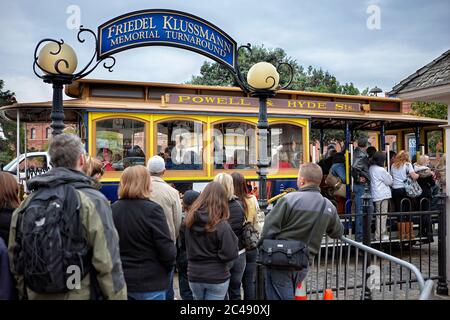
[321,137,446,243]
[0,133,343,300]
[5,133,442,300]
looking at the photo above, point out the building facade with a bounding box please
[26,123,51,151]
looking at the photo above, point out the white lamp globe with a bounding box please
[247,62,280,90]
[37,42,78,75]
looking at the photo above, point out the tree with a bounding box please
[410,101,448,120]
[188,45,364,94]
[0,79,22,165]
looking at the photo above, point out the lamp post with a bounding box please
[33,27,116,136]
[231,45,294,212]
[369,86,382,97]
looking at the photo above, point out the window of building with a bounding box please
[95,118,146,171]
[30,128,36,140]
[156,120,203,170]
[212,122,257,170]
[46,127,51,139]
[269,124,303,169]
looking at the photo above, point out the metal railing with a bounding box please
[329,192,448,296]
[304,235,430,300]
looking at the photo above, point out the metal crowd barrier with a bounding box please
[330,193,447,296]
[303,235,433,300]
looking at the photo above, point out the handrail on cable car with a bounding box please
[267,187,297,204]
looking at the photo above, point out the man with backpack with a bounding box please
[258,163,344,300]
[8,134,127,300]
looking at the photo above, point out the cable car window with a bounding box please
[270,124,303,169]
[212,122,257,170]
[157,120,203,170]
[95,118,146,171]
[427,130,443,159]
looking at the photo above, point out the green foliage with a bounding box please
[0,80,22,166]
[188,45,364,95]
[411,101,448,120]
[310,129,345,145]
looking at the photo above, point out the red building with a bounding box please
[26,123,51,151]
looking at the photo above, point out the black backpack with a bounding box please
[14,184,91,294]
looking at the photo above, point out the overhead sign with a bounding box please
[165,94,362,112]
[98,9,237,69]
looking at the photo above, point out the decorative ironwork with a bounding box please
[230,43,295,94]
[33,26,116,82]
[33,26,117,135]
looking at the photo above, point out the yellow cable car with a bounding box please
[1,78,446,202]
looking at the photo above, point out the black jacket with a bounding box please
[112,199,176,292]
[184,209,239,284]
[417,171,436,200]
[0,207,13,246]
[228,199,245,251]
[352,147,370,184]
[318,157,334,175]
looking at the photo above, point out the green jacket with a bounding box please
[259,186,344,256]
[8,168,127,300]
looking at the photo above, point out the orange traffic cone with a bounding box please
[323,288,334,300]
[295,281,307,300]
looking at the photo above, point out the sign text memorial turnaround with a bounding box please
[98,9,237,69]
[165,94,362,112]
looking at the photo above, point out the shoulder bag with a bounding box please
[257,199,327,271]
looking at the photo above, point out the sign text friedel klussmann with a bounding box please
[98,10,237,68]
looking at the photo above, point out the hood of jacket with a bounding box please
[27,167,93,191]
[190,209,211,233]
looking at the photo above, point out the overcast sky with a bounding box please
[0,0,449,102]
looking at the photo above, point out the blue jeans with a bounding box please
[128,291,166,300]
[227,252,246,300]
[354,184,373,242]
[242,249,257,300]
[265,267,308,300]
[189,279,230,300]
[166,267,174,300]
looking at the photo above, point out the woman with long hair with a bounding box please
[184,182,238,300]
[391,150,419,212]
[112,165,176,300]
[213,173,246,300]
[231,172,261,300]
[0,172,20,244]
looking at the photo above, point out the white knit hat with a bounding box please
[147,155,166,174]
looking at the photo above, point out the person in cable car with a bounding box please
[97,148,115,171]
